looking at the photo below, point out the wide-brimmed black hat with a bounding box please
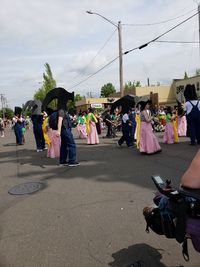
[110,95,136,114]
[23,100,42,115]
[42,87,74,111]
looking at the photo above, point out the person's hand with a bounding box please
[56,131,60,137]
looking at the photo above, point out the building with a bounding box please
[111,85,174,106]
[76,76,200,112]
[171,75,200,102]
[75,97,119,113]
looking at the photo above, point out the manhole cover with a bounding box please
[8,182,46,195]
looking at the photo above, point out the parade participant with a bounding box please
[86,108,99,145]
[94,110,101,135]
[76,111,87,139]
[177,101,187,137]
[158,107,166,126]
[24,100,45,152]
[42,87,79,166]
[163,106,176,144]
[117,109,132,147]
[42,109,61,158]
[129,107,137,146]
[0,117,5,137]
[13,107,23,145]
[139,101,161,154]
[172,106,179,143]
[104,109,112,138]
[184,84,200,145]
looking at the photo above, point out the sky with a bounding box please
[0,0,200,108]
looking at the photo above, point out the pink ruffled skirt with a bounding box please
[140,122,161,154]
[163,122,175,144]
[87,122,99,145]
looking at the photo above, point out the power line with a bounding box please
[68,10,200,91]
[72,28,117,81]
[155,40,200,43]
[68,56,119,90]
[124,10,200,55]
[122,8,196,26]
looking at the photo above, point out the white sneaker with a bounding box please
[36,149,43,152]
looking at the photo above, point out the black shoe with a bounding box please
[68,162,80,167]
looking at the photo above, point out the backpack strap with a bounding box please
[196,100,199,107]
[189,101,194,107]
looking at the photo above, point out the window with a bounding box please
[197,82,200,91]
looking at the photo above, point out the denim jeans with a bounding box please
[60,128,76,164]
[14,123,23,145]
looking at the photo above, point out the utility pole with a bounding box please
[118,21,124,97]
[86,11,124,97]
[0,94,5,120]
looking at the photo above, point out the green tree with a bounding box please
[67,94,85,114]
[184,71,189,79]
[34,63,57,108]
[124,80,141,94]
[0,107,14,119]
[196,69,200,76]
[100,83,116,97]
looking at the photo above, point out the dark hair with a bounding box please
[140,100,151,111]
[88,107,94,113]
[46,107,54,116]
[184,84,198,101]
[166,106,172,115]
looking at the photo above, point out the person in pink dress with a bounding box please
[43,108,61,158]
[139,101,161,154]
[86,108,99,145]
[163,106,176,144]
[76,111,87,139]
[177,102,187,137]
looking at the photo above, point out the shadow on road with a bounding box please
[108,243,166,267]
[0,134,199,191]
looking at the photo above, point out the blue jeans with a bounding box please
[118,123,131,146]
[60,128,76,164]
[14,123,23,145]
[187,113,200,144]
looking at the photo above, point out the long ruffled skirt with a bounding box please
[163,122,175,144]
[140,122,161,154]
[77,124,87,139]
[87,122,99,145]
[178,116,187,137]
[47,129,61,158]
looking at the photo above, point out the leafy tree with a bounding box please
[196,69,200,76]
[67,94,85,114]
[34,63,57,108]
[100,83,116,97]
[184,71,189,79]
[124,80,141,94]
[0,108,14,119]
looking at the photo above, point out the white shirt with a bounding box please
[122,113,129,123]
[184,100,200,114]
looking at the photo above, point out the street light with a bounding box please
[86,10,124,97]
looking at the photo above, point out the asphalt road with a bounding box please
[0,127,200,267]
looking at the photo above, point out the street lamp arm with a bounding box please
[86,10,118,28]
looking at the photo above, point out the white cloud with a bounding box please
[0,0,199,108]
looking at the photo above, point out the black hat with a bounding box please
[42,87,74,111]
[23,100,42,115]
[14,106,22,116]
[110,95,136,114]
